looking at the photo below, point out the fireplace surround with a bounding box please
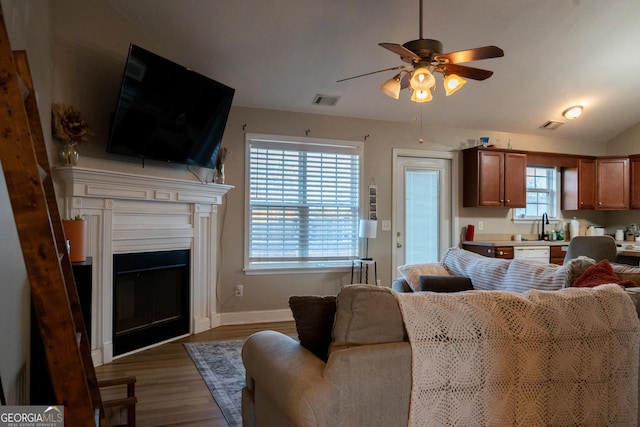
[113,249,190,356]
[55,166,232,364]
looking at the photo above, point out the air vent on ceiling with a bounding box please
[539,120,564,130]
[312,94,340,106]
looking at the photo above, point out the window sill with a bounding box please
[244,262,352,275]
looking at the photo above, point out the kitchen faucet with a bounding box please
[541,212,549,240]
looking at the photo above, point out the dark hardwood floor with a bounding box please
[95,321,296,426]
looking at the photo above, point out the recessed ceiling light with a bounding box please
[562,105,583,120]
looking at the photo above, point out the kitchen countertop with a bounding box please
[464,240,640,257]
[618,243,640,257]
[462,240,569,247]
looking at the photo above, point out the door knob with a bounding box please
[396,242,403,248]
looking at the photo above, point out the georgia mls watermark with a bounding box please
[0,406,63,427]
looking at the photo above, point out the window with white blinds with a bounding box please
[245,134,363,270]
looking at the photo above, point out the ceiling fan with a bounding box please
[337,0,504,102]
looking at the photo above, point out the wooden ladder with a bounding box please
[0,6,105,426]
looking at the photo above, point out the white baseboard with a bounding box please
[219,308,293,325]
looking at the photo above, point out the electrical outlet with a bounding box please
[235,284,244,297]
[381,220,391,231]
[478,221,484,231]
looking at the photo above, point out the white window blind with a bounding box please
[246,135,362,270]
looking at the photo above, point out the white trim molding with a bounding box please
[55,166,232,365]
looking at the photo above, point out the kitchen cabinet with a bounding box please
[562,158,596,210]
[550,245,568,265]
[462,244,514,259]
[596,157,629,210]
[563,157,629,210]
[463,147,526,208]
[630,155,640,209]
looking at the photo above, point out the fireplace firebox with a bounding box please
[113,249,190,356]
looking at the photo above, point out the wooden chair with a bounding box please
[99,377,137,427]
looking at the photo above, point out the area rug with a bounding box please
[184,339,245,427]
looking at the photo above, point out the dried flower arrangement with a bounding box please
[216,146,229,171]
[214,146,229,184]
[51,103,91,145]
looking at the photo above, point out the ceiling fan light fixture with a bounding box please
[409,67,435,91]
[444,73,467,96]
[562,105,583,120]
[380,73,402,99]
[411,88,432,103]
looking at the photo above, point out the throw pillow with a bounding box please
[418,275,473,292]
[288,295,337,362]
[573,259,636,288]
[440,247,510,291]
[397,262,450,292]
[565,256,596,286]
[611,263,640,287]
[502,259,569,293]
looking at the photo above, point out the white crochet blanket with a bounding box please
[394,285,640,426]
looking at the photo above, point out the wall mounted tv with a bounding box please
[107,44,235,169]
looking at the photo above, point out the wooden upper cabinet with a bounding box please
[477,150,504,207]
[503,152,527,207]
[562,158,596,210]
[596,157,629,210]
[631,155,640,209]
[463,147,526,208]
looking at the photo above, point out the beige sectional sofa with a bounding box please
[392,246,640,293]
[242,280,640,426]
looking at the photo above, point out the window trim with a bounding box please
[512,166,563,223]
[243,133,364,273]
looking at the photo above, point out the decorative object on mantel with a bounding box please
[62,215,87,262]
[51,103,91,166]
[215,146,229,184]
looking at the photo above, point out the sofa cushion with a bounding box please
[612,263,640,287]
[329,285,406,355]
[565,256,598,285]
[418,275,473,292]
[441,247,511,291]
[573,259,637,288]
[288,295,337,361]
[502,259,569,292]
[397,262,450,291]
[441,247,577,292]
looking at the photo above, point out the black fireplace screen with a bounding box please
[113,249,190,356]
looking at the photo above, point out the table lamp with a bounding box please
[359,219,377,260]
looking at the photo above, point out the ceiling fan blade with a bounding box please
[435,46,504,64]
[443,63,494,81]
[336,65,408,83]
[400,72,411,89]
[379,43,421,61]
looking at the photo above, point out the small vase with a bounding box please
[62,219,86,262]
[61,141,79,166]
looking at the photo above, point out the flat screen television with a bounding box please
[107,44,235,169]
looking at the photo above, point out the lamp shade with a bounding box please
[380,74,402,99]
[359,219,377,239]
[409,67,435,91]
[444,74,467,96]
[410,88,432,103]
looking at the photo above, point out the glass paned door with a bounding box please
[393,155,452,272]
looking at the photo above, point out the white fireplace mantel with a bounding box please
[54,166,232,365]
